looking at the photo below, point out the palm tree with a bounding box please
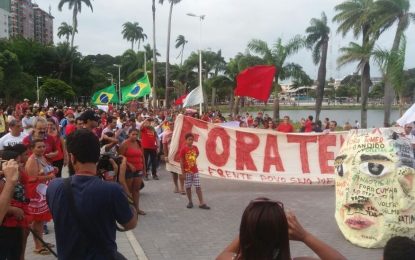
[337,40,375,127]
[305,12,330,121]
[150,0,158,108]
[333,0,377,128]
[373,35,407,115]
[372,0,414,126]
[57,22,76,43]
[175,35,188,66]
[143,43,160,62]
[159,0,182,108]
[122,22,137,50]
[58,0,93,83]
[248,36,305,121]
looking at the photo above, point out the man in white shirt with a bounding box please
[21,110,34,135]
[403,123,415,150]
[0,119,26,150]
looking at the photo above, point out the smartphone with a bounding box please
[0,159,7,171]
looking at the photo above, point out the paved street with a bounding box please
[135,168,383,260]
[26,167,383,259]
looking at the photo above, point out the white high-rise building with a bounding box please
[0,0,10,39]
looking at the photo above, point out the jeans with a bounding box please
[144,148,158,176]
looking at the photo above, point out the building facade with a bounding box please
[8,0,53,44]
[0,0,10,39]
[33,4,53,44]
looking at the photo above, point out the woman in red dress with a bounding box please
[25,139,57,255]
[119,129,146,215]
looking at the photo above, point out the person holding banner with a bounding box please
[216,197,346,260]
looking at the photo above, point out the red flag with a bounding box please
[175,93,188,105]
[234,65,277,101]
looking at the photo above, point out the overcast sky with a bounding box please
[35,0,415,80]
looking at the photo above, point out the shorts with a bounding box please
[185,173,201,189]
[126,170,143,179]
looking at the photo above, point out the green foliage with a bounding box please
[40,79,75,102]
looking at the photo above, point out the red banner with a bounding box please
[166,115,347,185]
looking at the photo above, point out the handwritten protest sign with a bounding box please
[335,128,415,248]
[166,115,347,185]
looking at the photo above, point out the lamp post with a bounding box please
[36,76,42,105]
[107,73,114,85]
[113,64,121,105]
[187,13,205,115]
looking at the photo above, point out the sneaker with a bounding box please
[186,202,193,209]
[144,175,149,181]
[152,175,159,180]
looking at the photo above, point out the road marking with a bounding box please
[126,231,148,260]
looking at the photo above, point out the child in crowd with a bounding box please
[179,133,210,210]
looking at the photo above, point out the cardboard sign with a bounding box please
[166,115,347,185]
[335,128,415,248]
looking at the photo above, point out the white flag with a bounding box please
[43,98,48,108]
[97,105,109,112]
[183,86,203,107]
[397,103,415,126]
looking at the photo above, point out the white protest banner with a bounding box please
[167,115,347,185]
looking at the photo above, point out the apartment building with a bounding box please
[33,3,53,44]
[8,0,53,44]
[0,0,10,39]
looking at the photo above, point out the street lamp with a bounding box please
[36,76,42,105]
[187,13,205,115]
[107,73,114,85]
[113,64,121,104]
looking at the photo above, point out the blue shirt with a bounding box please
[46,175,133,260]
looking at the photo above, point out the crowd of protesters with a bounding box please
[1,99,413,259]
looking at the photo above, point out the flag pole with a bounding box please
[144,52,147,107]
[198,15,204,116]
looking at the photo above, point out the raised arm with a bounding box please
[287,212,346,260]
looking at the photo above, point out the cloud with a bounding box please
[37,0,415,80]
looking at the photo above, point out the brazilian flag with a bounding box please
[91,85,119,105]
[121,73,152,104]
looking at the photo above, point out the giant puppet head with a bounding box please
[335,128,415,248]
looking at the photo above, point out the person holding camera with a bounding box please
[46,129,137,259]
[119,128,146,215]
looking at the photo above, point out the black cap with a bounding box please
[78,110,100,122]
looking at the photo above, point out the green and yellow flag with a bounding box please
[121,73,152,104]
[91,85,119,105]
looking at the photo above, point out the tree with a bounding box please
[248,37,305,121]
[175,35,188,66]
[372,0,414,125]
[333,0,377,128]
[122,22,147,51]
[373,35,407,115]
[57,22,77,43]
[122,22,138,50]
[40,78,75,103]
[159,0,182,108]
[58,0,93,83]
[143,43,160,62]
[305,12,330,121]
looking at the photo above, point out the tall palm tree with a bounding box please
[333,0,377,128]
[122,22,137,50]
[151,0,157,107]
[175,35,188,66]
[305,12,330,121]
[248,36,305,121]
[372,0,414,126]
[337,41,375,128]
[373,35,407,115]
[159,0,182,108]
[143,43,160,62]
[58,0,93,83]
[57,22,76,43]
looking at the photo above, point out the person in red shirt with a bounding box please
[276,116,295,133]
[140,118,159,180]
[304,115,314,132]
[179,133,210,210]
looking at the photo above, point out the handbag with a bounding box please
[63,178,127,260]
